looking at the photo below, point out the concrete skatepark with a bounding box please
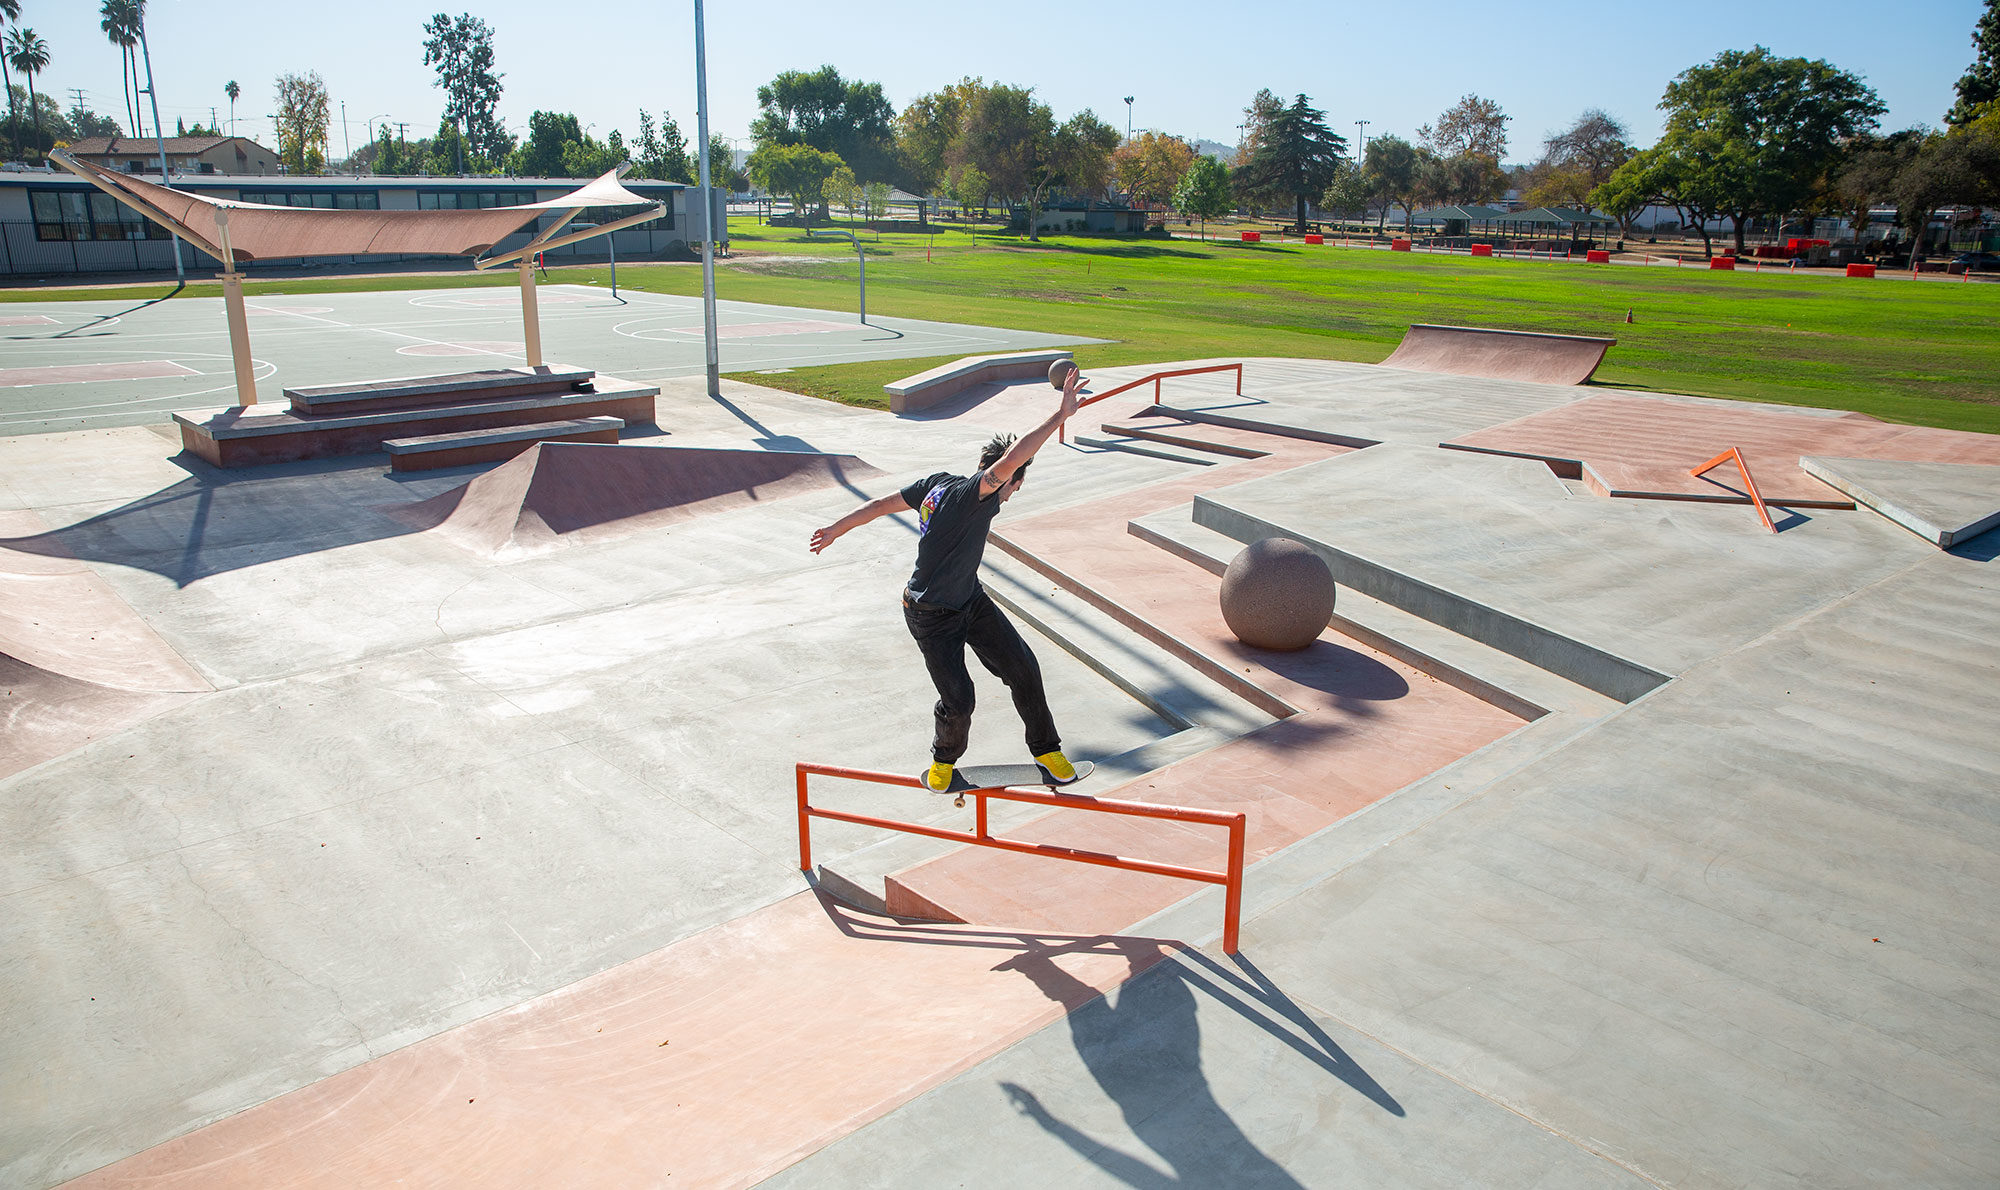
[3,286,1999,1188]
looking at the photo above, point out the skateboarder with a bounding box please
[810,363,1086,792]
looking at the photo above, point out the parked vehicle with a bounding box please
[1951,251,2000,272]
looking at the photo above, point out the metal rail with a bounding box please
[796,761,1247,953]
[1061,363,1245,443]
[1690,447,1776,533]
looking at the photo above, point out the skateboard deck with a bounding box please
[923,760,1095,806]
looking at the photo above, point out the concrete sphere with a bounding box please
[1048,358,1077,388]
[1220,537,1336,650]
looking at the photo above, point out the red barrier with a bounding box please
[1304,234,1323,245]
[796,762,1248,953]
[1709,257,1736,270]
[1470,243,1493,257]
[1586,250,1610,263]
[1391,239,1412,251]
[1240,231,1261,243]
[1846,263,1876,278]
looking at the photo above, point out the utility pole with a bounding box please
[340,101,350,164]
[68,89,87,128]
[135,6,184,283]
[1124,96,1133,139]
[694,0,720,398]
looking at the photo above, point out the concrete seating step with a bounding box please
[285,365,597,416]
[883,350,1072,414]
[383,416,624,472]
[1127,505,1624,719]
[174,375,658,468]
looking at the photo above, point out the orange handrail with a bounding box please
[1690,447,1776,533]
[796,761,1247,954]
[1060,363,1244,443]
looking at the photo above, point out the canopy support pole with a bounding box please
[518,257,544,368]
[213,208,257,406]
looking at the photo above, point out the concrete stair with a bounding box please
[173,365,658,468]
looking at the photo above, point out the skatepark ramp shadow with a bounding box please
[387,441,885,558]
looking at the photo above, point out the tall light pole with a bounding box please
[135,4,183,283]
[693,0,721,397]
[1354,119,1370,166]
[340,101,351,164]
[1124,96,1134,138]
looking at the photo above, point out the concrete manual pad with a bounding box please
[1192,442,1927,691]
[1800,454,2000,548]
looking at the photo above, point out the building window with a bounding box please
[416,189,535,209]
[30,189,168,242]
[239,190,380,210]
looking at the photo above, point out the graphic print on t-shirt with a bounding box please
[917,482,951,535]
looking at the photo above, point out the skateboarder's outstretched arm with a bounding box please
[808,491,908,554]
[978,366,1084,499]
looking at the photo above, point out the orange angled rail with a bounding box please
[796,761,1248,954]
[1061,363,1244,443]
[1690,447,1776,533]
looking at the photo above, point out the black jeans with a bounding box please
[903,587,1061,764]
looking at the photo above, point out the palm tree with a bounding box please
[100,0,141,137]
[0,0,19,161]
[5,27,49,163]
[224,79,239,136]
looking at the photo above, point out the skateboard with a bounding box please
[921,760,1096,807]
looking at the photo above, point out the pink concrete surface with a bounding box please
[1445,393,2000,505]
[881,419,1525,933]
[389,442,884,557]
[0,360,197,388]
[62,892,1174,1190]
[0,511,210,778]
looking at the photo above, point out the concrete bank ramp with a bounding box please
[1381,324,1616,386]
[390,442,884,558]
[0,519,210,777]
[1800,455,2000,549]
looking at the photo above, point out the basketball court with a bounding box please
[0,284,1100,435]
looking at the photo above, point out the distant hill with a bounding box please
[1191,139,1235,163]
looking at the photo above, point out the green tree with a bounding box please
[512,110,583,177]
[1237,93,1346,232]
[895,77,984,194]
[1525,109,1632,210]
[948,163,990,216]
[422,11,507,172]
[97,0,140,137]
[1949,0,2000,125]
[1656,46,1885,252]
[748,141,845,222]
[956,85,1117,241]
[1894,121,2000,269]
[708,134,748,191]
[5,26,49,162]
[273,69,330,174]
[825,162,860,221]
[1230,88,1285,209]
[751,65,895,189]
[1172,155,1232,239]
[224,79,239,136]
[1112,130,1196,208]
[1830,130,1924,247]
[1,0,20,157]
[1588,150,1664,238]
[1362,134,1424,231]
[634,108,691,182]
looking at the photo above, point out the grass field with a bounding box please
[8,217,1998,432]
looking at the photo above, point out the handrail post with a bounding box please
[797,764,814,872]
[975,791,990,841]
[1234,363,1243,395]
[1223,813,1246,955]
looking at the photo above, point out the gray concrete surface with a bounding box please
[5,351,1997,1189]
[1801,454,2000,547]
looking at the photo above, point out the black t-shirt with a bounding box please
[900,470,1002,610]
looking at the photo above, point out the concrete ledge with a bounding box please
[384,417,625,472]
[1800,455,2000,549]
[286,366,597,415]
[884,350,1072,415]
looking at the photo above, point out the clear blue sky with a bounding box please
[24,0,1987,165]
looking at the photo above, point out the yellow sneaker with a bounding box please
[1034,750,1076,782]
[925,761,955,792]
